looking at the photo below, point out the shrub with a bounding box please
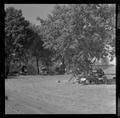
[9,63,20,75]
[26,64,37,75]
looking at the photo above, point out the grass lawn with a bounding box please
[5,75,116,114]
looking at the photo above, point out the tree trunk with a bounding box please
[36,56,39,74]
[61,58,66,73]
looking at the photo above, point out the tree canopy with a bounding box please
[5,4,115,77]
[37,4,115,75]
[5,7,30,77]
[5,7,30,62]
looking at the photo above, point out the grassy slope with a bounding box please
[5,75,116,114]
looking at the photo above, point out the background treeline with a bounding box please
[5,4,115,78]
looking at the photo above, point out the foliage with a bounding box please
[26,64,37,75]
[5,7,30,61]
[26,24,43,58]
[38,4,115,76]
[5,7,30,77]
[25,24,54,74]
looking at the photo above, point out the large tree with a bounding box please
[5,7,30,77]
[26,24,53,74]
[25,24,44,74]
[37,4,115,78]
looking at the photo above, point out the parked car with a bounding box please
[79,68,107,85]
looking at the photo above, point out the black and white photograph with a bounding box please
[5,4,116,114]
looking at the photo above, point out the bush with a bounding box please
[9,64,20,75]
[48,70,55,75]
[26,64,37,75]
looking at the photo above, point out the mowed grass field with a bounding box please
[5,75,116,114]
